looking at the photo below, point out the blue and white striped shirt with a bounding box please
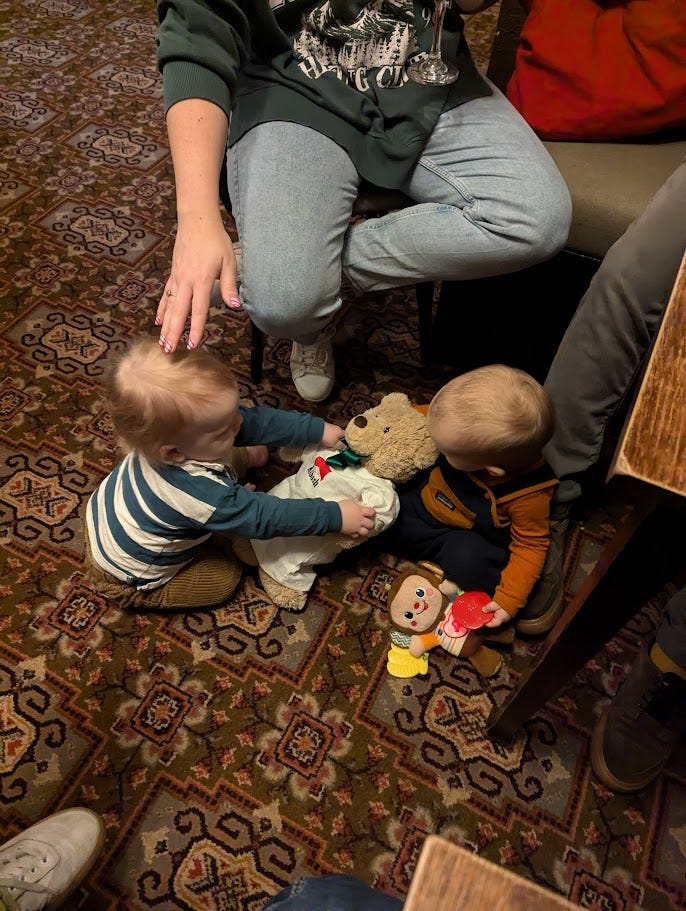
[86,405,341,589]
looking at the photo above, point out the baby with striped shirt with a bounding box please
[84,336,375,610]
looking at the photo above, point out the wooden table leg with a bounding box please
[487,494,683,742]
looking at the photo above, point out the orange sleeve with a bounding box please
[494,487,554,615]
[415,631,441,651]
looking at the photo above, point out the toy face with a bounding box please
[344,410,395,457]
[389,574,444,632]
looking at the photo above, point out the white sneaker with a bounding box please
[0,809,105,911]
[290,322,336,402]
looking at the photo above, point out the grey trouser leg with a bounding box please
[544,160,686,503]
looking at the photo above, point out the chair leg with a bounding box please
[416,281,435,366]
[250,320,264,385]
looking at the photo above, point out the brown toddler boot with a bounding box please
[517,507,569,635]
[590,642,686,792]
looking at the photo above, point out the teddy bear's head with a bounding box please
[344,392,438,483]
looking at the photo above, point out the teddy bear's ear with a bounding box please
[378,392,411,409]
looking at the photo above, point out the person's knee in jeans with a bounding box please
[241,239,342,343]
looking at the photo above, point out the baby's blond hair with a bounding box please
[104,336,238,461]
[428,364,554,470]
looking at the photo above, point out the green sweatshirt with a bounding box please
[157,0,491,188]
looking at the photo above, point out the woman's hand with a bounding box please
[157,99,236,353]
[157,211,239,352]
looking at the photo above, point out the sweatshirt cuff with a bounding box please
[162,61,232,118]
[326,500,343,532]
[306,416,326,444]
[493,587,523,617]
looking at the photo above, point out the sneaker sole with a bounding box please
[516,586,565,636]
[590,708,657,793]
[47,808,106,911]
[292,380,334,403]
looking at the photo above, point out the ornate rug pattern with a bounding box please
[1,2,685,909]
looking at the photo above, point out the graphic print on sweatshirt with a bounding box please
[291,0,421,90]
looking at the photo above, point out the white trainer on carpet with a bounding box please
[0,808,105,911]
[290,321,336,402]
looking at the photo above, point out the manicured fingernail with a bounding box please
[159,335,166,346]
[186,339,195,350]
[227,297,241,309]
[164,341,173,353]
[154,316,161,326]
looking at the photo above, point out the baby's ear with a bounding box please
[159,444,184,463]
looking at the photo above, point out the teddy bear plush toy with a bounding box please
[245,393,439,612]
[385,560,505,678]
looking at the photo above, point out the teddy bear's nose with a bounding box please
[353,416,367,428]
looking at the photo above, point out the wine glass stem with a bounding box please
[428,0,449,60]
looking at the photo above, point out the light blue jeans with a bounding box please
[227,82,572,345]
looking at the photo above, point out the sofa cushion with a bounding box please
[543,139,686,258]
[507,0,686,141]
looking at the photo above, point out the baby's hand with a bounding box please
[338,499,376,537]
[321,422,346,449]
[482,601,510,628]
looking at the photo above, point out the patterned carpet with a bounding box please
[1,2,685,910]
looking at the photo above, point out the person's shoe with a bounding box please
[290,322,336,402]
[517,507,569,636]
[591,644,686,793]
[0,808,105,910]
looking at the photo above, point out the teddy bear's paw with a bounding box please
[232,537,259,566]
[334,532,358,551]
[258,568,309,612]
[277,446,305,464]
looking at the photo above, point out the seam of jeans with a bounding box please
[229,145,242,237]
[416,153,477,206]
[346,200,479,242]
